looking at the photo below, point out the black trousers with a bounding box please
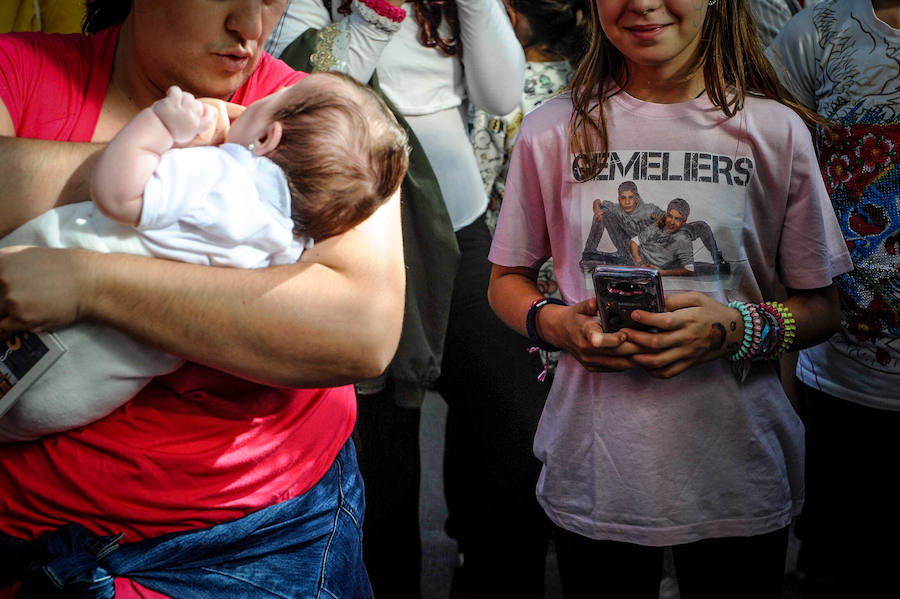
[796,383,900,598]
[554,525,789,599]
[355,217,551,599]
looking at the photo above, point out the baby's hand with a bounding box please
[195,98,245,146]
[152,86,216,147]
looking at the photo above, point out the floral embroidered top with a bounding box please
[768,0,900,409]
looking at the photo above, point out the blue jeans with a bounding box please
[1,439,372,599]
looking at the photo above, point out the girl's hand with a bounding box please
[539,297,643,373]
[622,292,743,378]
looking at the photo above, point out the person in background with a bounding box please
[0,0,405,597]
[468,0,588,383]
[767,1,900,596]
[746,0,801,46]
[487,0,851,596]
[266,1,554,597]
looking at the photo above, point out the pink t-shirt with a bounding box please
[0,26,354,547]
[490,90,852,546]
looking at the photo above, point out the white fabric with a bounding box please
[768,0,900,410]
[140,143,304,268]
[266,0,525,230]
[489,91,852,545]
[0,144,306,441]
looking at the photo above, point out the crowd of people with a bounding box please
[0,0,895,598]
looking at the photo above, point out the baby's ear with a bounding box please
[252,120,283,155]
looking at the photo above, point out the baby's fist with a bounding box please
[152,86,215,146]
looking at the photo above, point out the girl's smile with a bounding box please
[597,0,708,100]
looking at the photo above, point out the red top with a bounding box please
[0,28,355,543]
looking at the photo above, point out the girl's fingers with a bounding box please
[662,291,706,311]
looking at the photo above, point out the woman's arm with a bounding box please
[0,99,103,236]
[624,285,840,379]
[0,189,405,388]
[489,264,639,373]
[457,0,526,115]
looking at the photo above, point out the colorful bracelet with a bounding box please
[769,301,797,356]
[745,303,764,359]
[355,0,406,32]
[757,302,789,358]
[727,301,753,361]
[525,297,566,353]
[755,308,779,359]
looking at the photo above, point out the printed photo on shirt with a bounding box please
[572,149,751,293]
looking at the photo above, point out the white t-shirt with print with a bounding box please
[489,91,851,545]
[769,0,900,409]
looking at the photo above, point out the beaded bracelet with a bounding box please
[727,301,753,361]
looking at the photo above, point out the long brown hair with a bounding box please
[339,0,461,56]
[569,0,824,180]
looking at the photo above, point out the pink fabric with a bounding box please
[0,28,115,141]
[0,26,353,548]
[358,0,407,22]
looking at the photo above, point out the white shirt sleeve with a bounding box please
[457,0,525,115]
[265,0,399,85]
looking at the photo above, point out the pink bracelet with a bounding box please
[358,0,407,22]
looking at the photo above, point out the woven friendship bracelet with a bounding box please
[727,301,753,361]
[525,297,566,353]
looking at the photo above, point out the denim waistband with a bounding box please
[0,438,369,599]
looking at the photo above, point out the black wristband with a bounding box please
[525,297,567,352]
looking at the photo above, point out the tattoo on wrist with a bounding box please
[709,322,726,351]
[730,321,737,331]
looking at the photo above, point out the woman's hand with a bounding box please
[0,246,96,335]
[537,297,644,373]
[622,291,744,378]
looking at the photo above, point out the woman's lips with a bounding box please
[214,53,250,73]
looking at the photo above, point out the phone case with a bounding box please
[592,266,665,332]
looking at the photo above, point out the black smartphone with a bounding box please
[592,266,665,332]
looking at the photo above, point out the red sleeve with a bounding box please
[230,51,307,106]
[0,28,116,141]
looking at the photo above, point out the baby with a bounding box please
[0,71,409,441]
